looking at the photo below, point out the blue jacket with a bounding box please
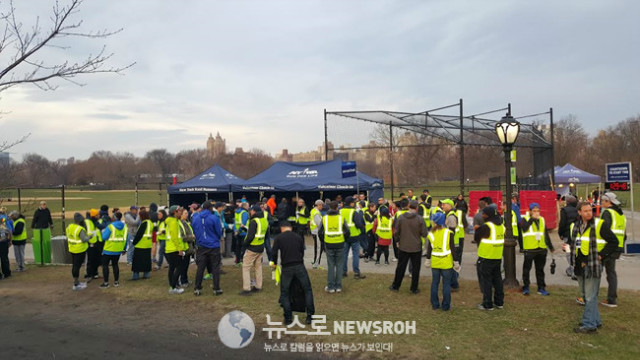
[191,210,222,249]
[102,221,127,255]
[234,209,250,236]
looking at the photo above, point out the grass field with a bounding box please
[10,263,640,359]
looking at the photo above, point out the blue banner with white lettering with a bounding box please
[342,161,357,178]
[606,162,631,182]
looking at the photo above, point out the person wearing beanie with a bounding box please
[310,200,325,269]
[191,201,223,296]
[239,204,267,296]
[363,202,377,262]
[424,212,460,311]
[392,198,410,262]
[319,201,351,293]
[340,196,366,280]
[441,198,467,291]
[9,211,27,272]
[295,198,310,239]
[124,206,141,266]
[600,192,626,307]
[474,206,505,310]
[233,202,251,265]
[373,206,393,265]
[558,195,579,279]
[390,200,428,294]
[99,212,128,288]
[519,203,555,296]
[66,213,92,290]
[84,208,105,280]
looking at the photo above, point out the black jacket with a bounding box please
[32,208,53,229]
[272,230,305,268]
[276,202,289,221]
[243,211,265,254]
[558,203,578,239]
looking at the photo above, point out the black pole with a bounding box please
[18,188,22,213]
[549,107,555,186]
[459,98,465,196]
[389,122,394,201]
[324,109,329,161]
[135,180,139,207]
[61,185,66,236]
[503,146,519,288]
[507,103,512,116]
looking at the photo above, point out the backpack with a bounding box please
[0,219,9,241]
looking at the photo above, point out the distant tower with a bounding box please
[206,133,215,158]
[213,132,226,157]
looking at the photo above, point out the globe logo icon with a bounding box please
[218,311,255,349]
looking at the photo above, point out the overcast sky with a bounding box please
[1,0,638,161]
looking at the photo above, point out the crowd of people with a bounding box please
[0,188,626,332]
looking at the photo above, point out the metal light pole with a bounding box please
[495,112,521,288]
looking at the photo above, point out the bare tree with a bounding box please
[0,0,134,155]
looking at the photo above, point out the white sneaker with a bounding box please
[392,258,398,262]
[169,288,183,295]
[72,284,87,291]
[176,288,185,294]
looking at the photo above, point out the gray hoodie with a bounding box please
[124,212,141,236]
[393,211,428,253]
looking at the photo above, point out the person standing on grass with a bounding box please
[84,209,105,280]
[389,200,428,294]
[270,221,315,325]
[558,195,579,279]
[0,208,13,280]
[340,196,366,280]
[425,212,459,311]
[154,209,168,271]
[474,206,505,311]
[234,202,250,265]
[391,199,409,262]
[178,208,195,287]
[519,203,554,296]
[164,205,187,294]
[9,211,27,272]
[99,212,128,289]
[310,200,324,269]
[191,201,223,296]
[239,205,268,296]
[131,210,153,280]
[124,206,141,266]
[568,201,618,334]
[66,213,92,291]
[363,202,377,262]
[373,206,393,265]
[599,192,626,308]
[319,201,350,293]
[441,199,467,292]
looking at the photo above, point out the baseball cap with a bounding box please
[601,192,621,206]
[441,199,455,207]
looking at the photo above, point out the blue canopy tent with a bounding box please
[235,160,384,204]
[553,163,602,196]
[168,165,245,206]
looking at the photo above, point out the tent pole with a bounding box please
[229,192,233,203]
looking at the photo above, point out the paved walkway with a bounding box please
[10,233,640,290]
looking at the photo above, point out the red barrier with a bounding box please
[519,190,558,230]
[468,191,503,216]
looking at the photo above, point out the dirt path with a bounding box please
[0,278,323,359]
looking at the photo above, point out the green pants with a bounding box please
[33,228,52,264]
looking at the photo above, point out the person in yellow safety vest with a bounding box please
[358,193,369,209]
[340,196,367,280]
[319,201,351,293]
[566,201,618,334]
[295,199,310,238]
[233,202,250,265]
[310,200,325,268]
[131,210,154,280]
[287,197,298,231]
[474,206,505,310]
[599,192,627,308]
[84,208,104,280]
[424,212,460,311]
[99,212,128,289]
[422,189,433,208]
[519,203,555,296]
[260,202,274,263]
[363,202,377,262]
[407,189,418,201]
[418,194,432,230]
[239,205,268,296]
[154,209,168,270]
[163,205,187,294]
[373,207,393,265]
[66,213,93,291]
[178,209,195,288]
[441,199,467,291]
[9,211,27,272]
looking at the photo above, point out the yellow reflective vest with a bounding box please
[602,208,626,248]
[66,223,88,254]
[478,222,505,260]
[522,215,546,250]
[323,214,345,244]
[428,228,453,269]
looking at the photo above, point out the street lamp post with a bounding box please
[495,112,521,288]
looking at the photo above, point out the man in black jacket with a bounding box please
[32,201,53,230]
[558,195,578,278]
[270,221,315,325]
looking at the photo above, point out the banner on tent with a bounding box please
[342,161,356,178]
